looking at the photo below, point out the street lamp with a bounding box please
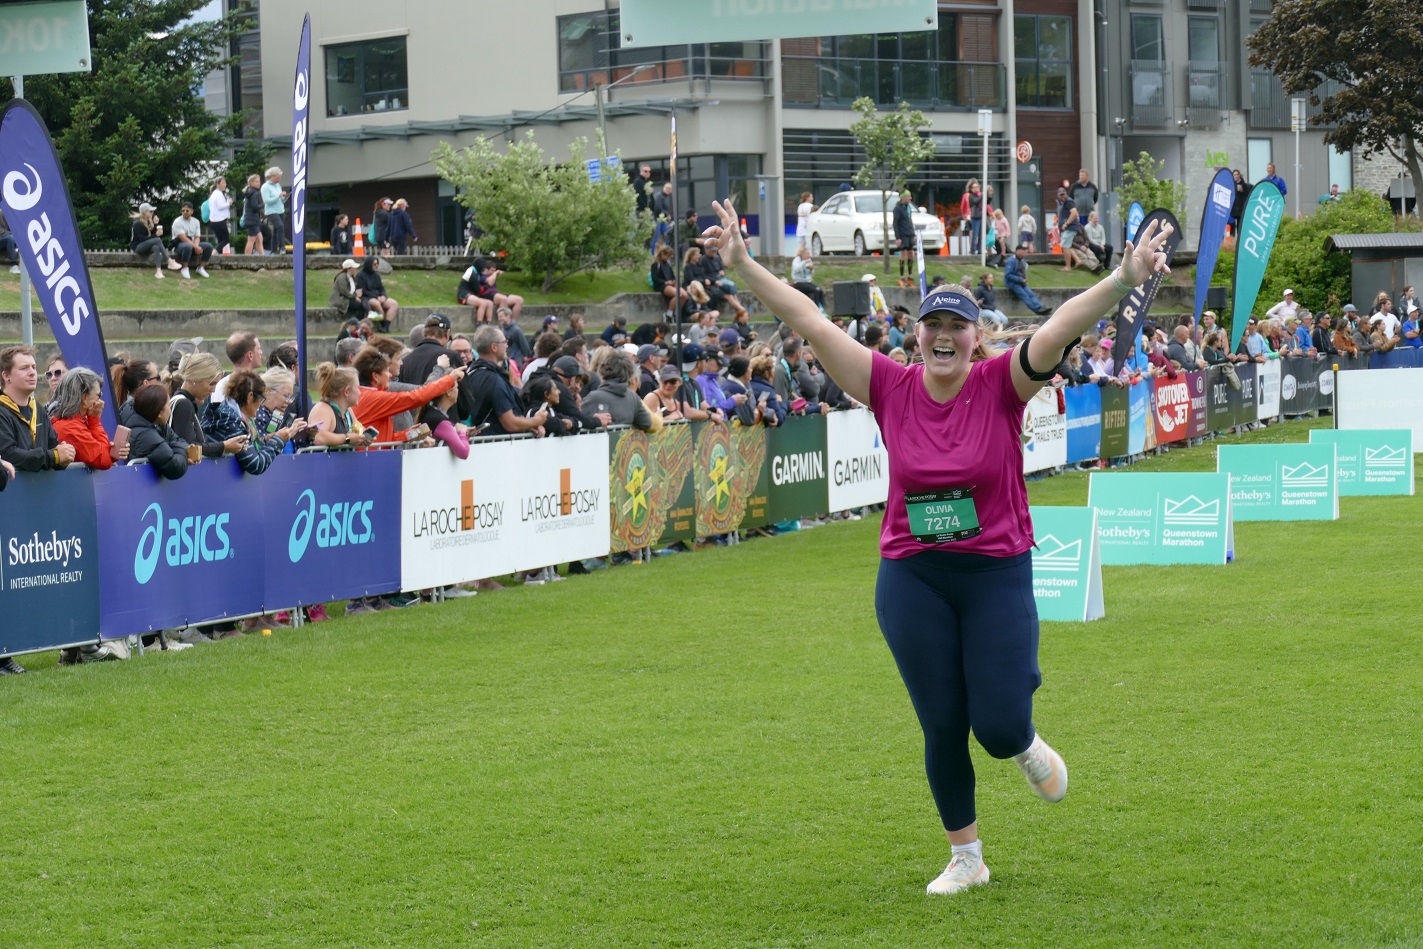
[1291,97,1305,218]
[596,63,656,157]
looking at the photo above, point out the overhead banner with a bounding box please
[1112,208,1182,371]
[1088,472,1234,565]
[0,99,115,428]
[1336,367,1423,443]
[1030,506,1104,623]
[608,423,695,553]
[766,414,829,523]
[291,15,313,411]
[1193,168,1235,331]
[0,470,100,654]
[826,409,889,511]
[1064,384,1102,463]
[400,434,611,590]
[1022,389,1067,474]
[618,0,938,46]
[1310,428,1414,496]
[1229,180,1285,352]
[1217,444,1339,521]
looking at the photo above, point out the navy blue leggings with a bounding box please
[874,550,1041,832]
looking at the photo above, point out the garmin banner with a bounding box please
[1112,208,1183,371]
[291,15,313,409]
[1193,168,1235,331]
[0,470,100,654]
[1229,180,1285,353]
[1088,472,1234,565]
[766,414,829,523]
[0,99,116,428]
[826,409,889,511]
[1218,444,1339,521]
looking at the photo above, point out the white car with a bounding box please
[806,190,946,256]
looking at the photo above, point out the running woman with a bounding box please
[702,199,1173,896]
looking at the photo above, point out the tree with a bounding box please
[434,133,651,293]
[1118,152,1188,231]
[1249,0,1423,217]
[0,0,250,247]
[848,98,935,273]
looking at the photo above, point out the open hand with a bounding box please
[1119,219,1173,287]
[704,199,751,271]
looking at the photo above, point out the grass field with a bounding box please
[4,417,1421,948]
[0,256,1188,315]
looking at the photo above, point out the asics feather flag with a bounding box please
[291,15,312,411]
[1193,168,1234,330]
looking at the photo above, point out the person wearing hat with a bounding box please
[893,189,917,283]
[170,202,213,279]
[1266,288,1299,324]
[701,194,1175,896]
[329,258,363,320]
[693,347,741,415]
[165,337,205,374]
[635,343,666,397]
[643,365,689,420]
[672,344,723,422]
[861,273,889,319]
[131,202,180,278]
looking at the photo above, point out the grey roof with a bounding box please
[1325,233,1423,253]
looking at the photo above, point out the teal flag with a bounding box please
[1229,180,1285,352]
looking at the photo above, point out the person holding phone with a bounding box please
[701,195,1174,896]
[50,367,127,469]
[131,202,180,278]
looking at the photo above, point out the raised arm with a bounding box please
[1012,219,1174,401]
[705,199,872,405]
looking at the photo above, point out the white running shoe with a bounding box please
[180,266,191,279]
[1014,734,1068,802]
[155,269,165,279]
[926,851,990,895]
[196,266,210,278]
[167,259,182,271]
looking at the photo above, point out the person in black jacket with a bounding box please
[650,244,687,316]
[167,352,245,460]
[399,314,476,423]
[241,174,265,255]
[466,326,548,436]
[0,345,76,471]
[329,214,353,256]
[1229,169,1252,236]
[356,257,400,330]
[1312,312,1339,357]
[892,190,917,282]
[121,385,189,480]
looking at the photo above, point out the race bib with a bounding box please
[904,488,981,544]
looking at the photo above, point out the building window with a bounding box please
[324,37,408,116]
[1015,15,1072,109]
[1328,146,1352,192]
[1247,138,1273,183]
[1131,15,1164,61]
[556,11,764,92]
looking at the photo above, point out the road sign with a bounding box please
[585,155,623,183]
[618,0,937,46]
[0,0,92,76]
[1016,141,1033,163]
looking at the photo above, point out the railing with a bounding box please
[559,50,770,94]
[1185,0,1226,8]
[1249,70,1339,129]
[781,56,1006,110]
[1249,0,1272,12]
[1129,60,1171,128]
[1186,61,1226,127]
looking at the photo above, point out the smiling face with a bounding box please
[915,313,980,385]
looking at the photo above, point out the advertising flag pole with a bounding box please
[13,75,32,347]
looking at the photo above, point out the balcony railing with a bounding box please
[782,56,1005,110]
[1129,59,1171,128]
[1249,0,1272,12]
[1186,61,1225,127]
[1249,69,1340,129]
[559,47,770,94]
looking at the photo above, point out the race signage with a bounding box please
[1030,506,1104,622]
[766,414,828,523]
[1088,472,1234,565]
[619,0,937,47]
[1309,429,1414,496]
[0,469,100,653]
[1154,371,1205,444]
[1217,443,1339,521]
[1336,366,1423,444]
[1100,385,1129,458]
[826,408,889,511]
[1022,389,1067,474]
[0,0,92,76]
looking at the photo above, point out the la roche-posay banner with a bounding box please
[1088,472,1234,565]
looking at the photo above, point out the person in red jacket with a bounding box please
[49,367,128,469]
[351,345,462,444]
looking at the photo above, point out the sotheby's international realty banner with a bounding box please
[1217,443,1339,521]
[1087,472,1234,565]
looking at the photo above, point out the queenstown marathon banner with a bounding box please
[766,414,828,523]
[0,100,116,428]
[1112,208,1182,371]
[1217,443,1339,521]
[1088,471,1234,565]
[608,422,695,553]
[1022,388,1068,474]
[401,434,610,590]
[1310,428,1414,496]
[0,470,100,653]
[826,409,889,511]
[1064,384,1102,463]
[290,16,313,407]
[1193,168,1235,333]
[1229,180,1285,353]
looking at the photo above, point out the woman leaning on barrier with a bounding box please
[203,369,303,475]
[50,367,126,470]
[122,385,189,480]
[167,353,246,461]
[307,364,374,450]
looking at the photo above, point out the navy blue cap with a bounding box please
[679,343,706,367]
[917,287,980,322]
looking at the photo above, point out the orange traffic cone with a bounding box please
[938,217,949,256]
[353,218,365,258]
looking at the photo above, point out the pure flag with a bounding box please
[291,14,312,410]
[0,99,115,428]
[1111,209,1182,372]
[1229,180,1285,353]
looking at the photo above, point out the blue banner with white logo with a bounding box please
[261,452,401,606]
[291,15,312,411]
[1064,384,1102,463]
[0,470,100,653]
[1126,202,1144,249]
[94,460,268,636]
[1193,168,1235,333]
[0,99,116,429]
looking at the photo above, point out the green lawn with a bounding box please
[3,418,1420,947]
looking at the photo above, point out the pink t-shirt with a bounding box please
[869,349,1034,559]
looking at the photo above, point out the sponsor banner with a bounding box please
[95,460,267,636]
[0,100,116,428]
[1206,365,1235,432]
[1022,389,1067,474]
[1064,384,1102,463]
[1336,366,1423,444]
[1030,506,1104,623]
[1256,359,1281,420]
[1194,168,1236,331]
[1217,444,1339,521]
[608,423,695,552]
[1113,209,1184,371]
[291,16,313,409]
[1280,355,1324,415]
[262,453,401,605]
[1184,370,1208,438]
[1100,385,1129,458]
[695,421,768,534]
[1088,472,1234,565]
[1128,378,1153,455]
[401,434,610,589]
[826,408,889,510]
[0,470,101,654]
[1234,361,1258,427]
[1229,180,1286,352]
[766,414,829,523]
[1154,373,1196,444]
[619,0,939,47]
[1370,349,1423,370]
[1309,429,1414,497]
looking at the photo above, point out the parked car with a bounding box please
[806,190,946,256]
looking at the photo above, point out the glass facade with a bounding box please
[325,37,409,117]
[1014,15,1073,109]
[556,11,767,92]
